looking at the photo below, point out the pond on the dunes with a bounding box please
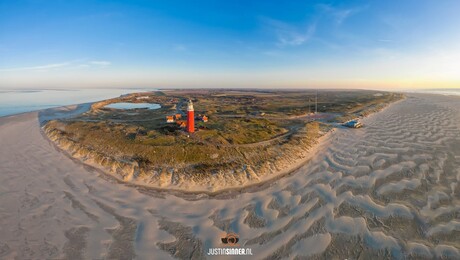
[104,102,161,110]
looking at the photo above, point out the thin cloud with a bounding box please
[89,60,111,66]
[0,59,111,72]
[0,62,70,72]
[317,4,366,24]
[261,17,316,47]
[378,39,395,43]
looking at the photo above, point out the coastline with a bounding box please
[42,118,333,197]
[38,93,403,196]
[0,88,155,118]
[44,121,334,199]
[41,122,334,199]
[0,105,331,200]
[2,93,459,258]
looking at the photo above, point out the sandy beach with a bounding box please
[0,93,459,259]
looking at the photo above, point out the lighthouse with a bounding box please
[186,99,195,133]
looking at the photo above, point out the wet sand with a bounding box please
[0,93,459,259]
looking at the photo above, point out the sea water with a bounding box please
[406,88,460,96]
[0,88,155,117]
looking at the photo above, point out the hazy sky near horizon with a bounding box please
[1,0,460,90]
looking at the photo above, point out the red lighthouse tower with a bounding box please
[186,99,195,133]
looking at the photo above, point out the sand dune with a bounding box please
[0,93,459,259]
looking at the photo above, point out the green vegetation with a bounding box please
[200,118,287,144]
[44,89,403,188]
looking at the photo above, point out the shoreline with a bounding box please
[36,93,403,198]
[0,88,157,119]
[41,117,333,198]
[2,93,459,258]
[42,119,335,200]
[1,88,458,119]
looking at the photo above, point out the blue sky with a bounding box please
[1,0,459,89]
